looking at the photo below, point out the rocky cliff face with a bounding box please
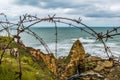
[1,36,120,80]
[24,40,119,80]
[61,40,86,79]
[25,39,86,79]
[26,47,57,76]
[66,40,85,64]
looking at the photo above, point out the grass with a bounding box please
[0,36,55,80]
[0,52,54,80]
[0,36,18,48]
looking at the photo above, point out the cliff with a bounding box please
[20,39,87,79]
[1,36,120,80]
[20,39,120,80]
[61,40,86,79]
[24,39,87,79]
[0,36,56,80]
[26,47,57,76]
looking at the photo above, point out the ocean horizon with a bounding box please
[1,27,120,58]
[19,27,120,58]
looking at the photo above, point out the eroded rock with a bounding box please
[62,40,86,79]
[103,61,113,68]
[26,47,57,75]
[94,60,113,72]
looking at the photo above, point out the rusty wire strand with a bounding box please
[1,14,120,58]
[0,14,120,79]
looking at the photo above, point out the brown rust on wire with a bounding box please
[0,13,120,79]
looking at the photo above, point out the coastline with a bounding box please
[21,39,120,80]
[0,36,120,80]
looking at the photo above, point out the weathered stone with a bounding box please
[94,60,113,72]
[94,65,104,72]
[86,56,102,62]
[62,40,86,79]
[105,78,110,80]
[103,61,113,68]
[26,47,57,75]
[83,77,91,80]
[106,66,120,80]
[85,53,91,58]
[66,40,85,64]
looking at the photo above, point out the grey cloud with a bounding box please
[15,0,120,18]
[85,11,120,18]
[16,0,39,6]
[15,0,79,8]
[66,3,120,18]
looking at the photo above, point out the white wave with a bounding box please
[93,44,104,47]
[79,37,95,43]
[70,37,95,43]
[83,42,118,48]
[106,43,118,47]
[33,38,120,58]
[35,42,72,57]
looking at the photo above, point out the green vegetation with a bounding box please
[0,36,54,80]
[0,36,17,48]
[84,62,96,71]
[65,53,71,64]
[0,57,53,80]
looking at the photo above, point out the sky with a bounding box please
[0,0,120,27]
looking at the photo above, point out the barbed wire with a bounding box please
[0,13,120,79]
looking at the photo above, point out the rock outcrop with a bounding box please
[23,40,120,80]
[61,40,86,79]
[26,47,57,76]
[94,60,113,72]
[1,36,120,80]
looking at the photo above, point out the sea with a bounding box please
[1,27,120,58]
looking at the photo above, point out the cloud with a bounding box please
[15,0,79,8]
[1,0,120,26]
[85,11,120,18]
[15,0,120,18]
